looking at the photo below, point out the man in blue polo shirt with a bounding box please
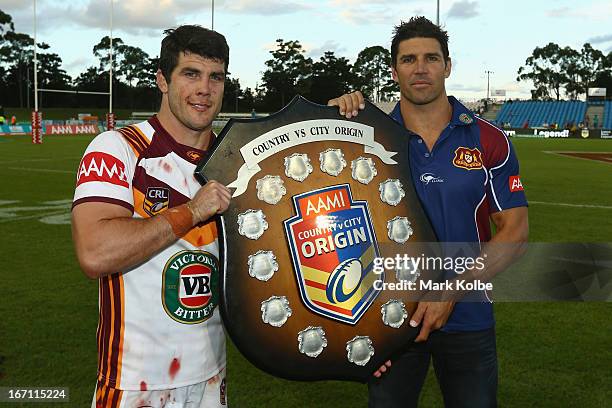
[329,16,528,408]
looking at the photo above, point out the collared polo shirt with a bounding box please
[390,96,527,331]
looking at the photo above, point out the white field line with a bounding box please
[542,151,612,165]
[529,200,612,210]
[0,156,81,164]
[0,209,68,224]
[7,167,74,174]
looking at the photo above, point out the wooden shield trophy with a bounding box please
[195,96,437,382]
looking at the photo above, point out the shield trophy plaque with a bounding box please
[195,96,437,382]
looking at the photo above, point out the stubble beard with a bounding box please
[168,95,213,132]
[401,86,444,107]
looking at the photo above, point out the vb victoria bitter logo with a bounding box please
[162,250,219,324]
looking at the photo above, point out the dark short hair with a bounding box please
[159,25,229,82]
[391,17,449,66]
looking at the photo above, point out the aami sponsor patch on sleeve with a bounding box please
[76,151,129,188]
[509,175,524,192]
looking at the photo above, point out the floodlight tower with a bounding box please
[437,0,440,25]
[485,70,494,101]
[107,0,116,130]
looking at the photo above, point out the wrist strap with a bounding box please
[160,204,194,238]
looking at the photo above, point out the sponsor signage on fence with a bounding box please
[504,129,570,138]
[45,124,100,135]
[505,128,612,139]
[0,125,31,135]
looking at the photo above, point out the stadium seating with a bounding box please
[604,101,612,130]
[460,100,485,113]
[495,100,587,128]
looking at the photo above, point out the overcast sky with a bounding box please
[2,0,611,101]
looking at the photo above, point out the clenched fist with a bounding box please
[188,180,232,224]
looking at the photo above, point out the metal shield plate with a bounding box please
[195,96,437,382]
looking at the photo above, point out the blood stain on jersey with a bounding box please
[453,147,483,170]
[143,187,169,216]
[284,184,382,325]
[169,357,181,380]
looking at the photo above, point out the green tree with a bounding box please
[144,57,160,89]
[37,47,71,88]
[592,51,612,96]
[352,46,396,102]
[222,77,242,112]
[308,51,354,104]
[0,31,33,107]
[88,36,160,109]
[74,66,105,90]
[260,39,312,111]
[241,87,255,112]
[0,9,15,104]
[518,42,610,100]
[221,78,255,113]
[93,36,126,75]
[119,45,154,87]
[0,9,15,36]
[566,43,608,98]
[517,43,570,100]
[0,28,70,107]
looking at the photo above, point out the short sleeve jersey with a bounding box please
[390,97,528,331]
[73,117,225,390]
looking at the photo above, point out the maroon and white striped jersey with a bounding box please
[73,116,225,391]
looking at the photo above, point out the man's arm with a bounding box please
[72,180,231,279]
[468,206,529,283]
[412,206,529,341]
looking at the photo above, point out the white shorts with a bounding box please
[92,368,227,408]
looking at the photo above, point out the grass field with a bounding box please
[0,134,610,407]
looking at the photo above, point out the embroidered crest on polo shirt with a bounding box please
[459,113,473,124]
[453,147,483,170]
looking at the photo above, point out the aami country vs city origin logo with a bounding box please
[284,184,382,324]
[162,251,219,324]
